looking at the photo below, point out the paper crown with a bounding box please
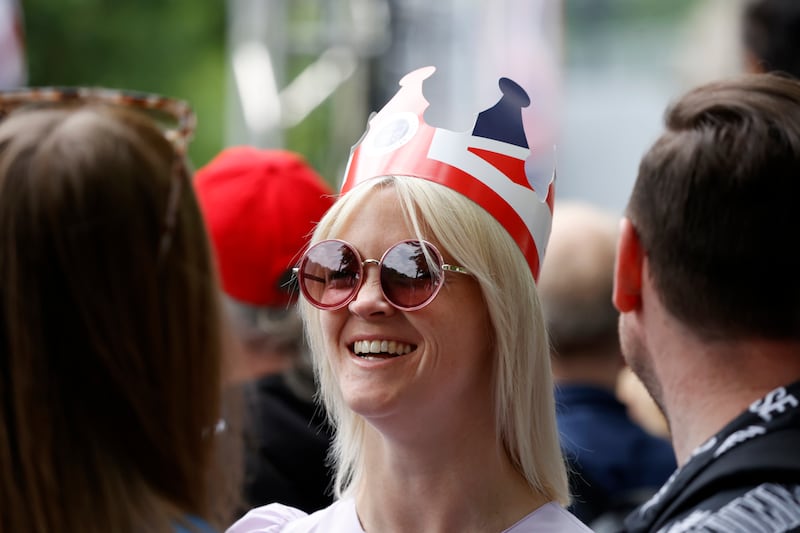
[340,66,555,281]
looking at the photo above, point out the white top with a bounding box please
[227,498,593,533]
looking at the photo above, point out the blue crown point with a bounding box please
[499,77,531,107]
[472,77,531,148]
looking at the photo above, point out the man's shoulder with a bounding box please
[657,483,800,533]
[623,396,800,533]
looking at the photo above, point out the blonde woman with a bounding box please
[229,67,591,532]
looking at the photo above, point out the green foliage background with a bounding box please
[20,0,700,184]
[23,0,227,168]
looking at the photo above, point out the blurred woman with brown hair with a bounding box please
[0,88,239,532]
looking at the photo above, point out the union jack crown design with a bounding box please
[341,66,556,281]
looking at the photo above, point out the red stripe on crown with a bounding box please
[343,128,542,279]
[467,147,531,190]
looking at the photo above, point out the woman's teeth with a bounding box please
[353,339,414,359]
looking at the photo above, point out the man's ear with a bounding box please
[613,217,645,313]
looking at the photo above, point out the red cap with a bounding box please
[194,147,334,307]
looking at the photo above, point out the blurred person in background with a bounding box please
[742,0,800,78]
[0,0,26,89]
[0,88,239,532]
[195,147,336,514]
[539,201,676,530]
[615,73,800,532]
[227,66,591,533]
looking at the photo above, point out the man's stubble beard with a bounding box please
[618,312,670,432]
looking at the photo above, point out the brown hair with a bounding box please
[627,73,800,341]
[0,104,238,532]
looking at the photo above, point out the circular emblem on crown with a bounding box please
[361,111,419,156]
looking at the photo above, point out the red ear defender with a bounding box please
[340,66,556,281]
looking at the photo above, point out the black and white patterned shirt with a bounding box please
[623,380,800,533]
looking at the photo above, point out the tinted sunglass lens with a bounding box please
[381,241,441,309]
[301,241,361,309]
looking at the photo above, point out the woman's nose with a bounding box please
[347,263,395,317]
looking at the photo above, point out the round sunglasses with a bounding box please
[294,239,471,311]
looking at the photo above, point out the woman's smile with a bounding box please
[351,338,416,359]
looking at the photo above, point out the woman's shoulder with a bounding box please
[506,502,594,533]
[226,499,363,533]
[225,503,307,533]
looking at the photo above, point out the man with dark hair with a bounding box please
[743,0,800,77]
[615,73,800,532]
[540,201,675,530]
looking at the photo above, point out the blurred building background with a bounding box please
[11,0,746,212]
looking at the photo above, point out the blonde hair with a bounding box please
[301,176,569,505]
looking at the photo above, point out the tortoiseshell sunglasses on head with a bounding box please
[0,86,197,257]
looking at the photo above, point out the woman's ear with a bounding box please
[613,217,645,313]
